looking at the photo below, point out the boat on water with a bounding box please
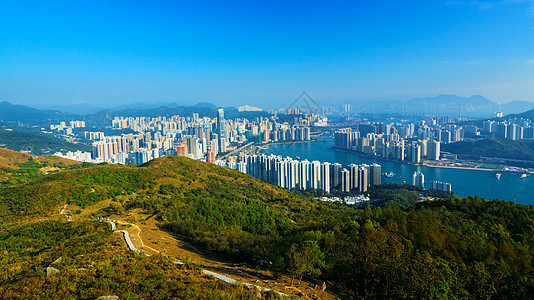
[382,172,395,178]
[520,173,529,179]
[496,173,501,179]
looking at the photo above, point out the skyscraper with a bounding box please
[410,144,421,164]
[299,160,310,190]
[412,171,425,188]
[217,109,226,148]
[427,140,440,161]
[341,168,351,192]
[497,123,507,138]
[349,164,359,191]
[321,162,331,193]
[358,165,368,193]
[331,163,342,188]
[370,164,381,186]
[311,161,321,190]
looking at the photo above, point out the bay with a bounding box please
[261,138,534,205]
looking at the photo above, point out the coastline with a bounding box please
[257,138,534,204]
[330,147,533,174]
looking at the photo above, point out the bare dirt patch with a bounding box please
[109,209,337,299]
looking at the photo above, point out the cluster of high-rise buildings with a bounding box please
[49,120,85,136]
[412,171,452,193]
[54,150,92,162]
[339,163,382,193]
[334,126,441,164]
[481,118,534,140]
[58,109,314,164]
[216,154,382,195]
[430,180,453,193]
[89,132,177,164]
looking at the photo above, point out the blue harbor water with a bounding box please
[261,139,534,205]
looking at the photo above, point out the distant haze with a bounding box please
[1,1,534,108]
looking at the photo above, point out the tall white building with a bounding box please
[341,169,351,193]
[428,140,440,161]
[321,162,331,193]
[349,164,359,192]
[358,165,369,193]
[412,171,425,188]
[370,164,381,186]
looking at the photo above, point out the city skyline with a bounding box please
[1,1,534,108]
[2,2,534,298]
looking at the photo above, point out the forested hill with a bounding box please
[1,153,534,298]
[0,154,280,299]
[0,128,92,155]
[442,137,534,161]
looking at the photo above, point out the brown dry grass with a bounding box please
[107,209,337,300]
[0,148,81,169]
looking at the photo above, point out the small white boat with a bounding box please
[520,174,529,179]
[496,173,501,179]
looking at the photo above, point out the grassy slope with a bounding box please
[0,219,271,299]
[0,155,295,217]
[0,148,81,169]
[0,154,283,299]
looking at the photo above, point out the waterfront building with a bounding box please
[370,164,381,186]
[428,140,440,161]
[311,161,321,190]
[409,144,422,164]
[341,168,351,192]
[231,154,382,195]
[321,162,331,193]
[331,163,342,187]
[412,171,425,188]
[358,165,369,193]
[349,164,359,191]
[430,180,452,193]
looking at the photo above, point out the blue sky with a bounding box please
[1,0,533,108]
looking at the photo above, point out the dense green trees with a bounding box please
[442,137,534,161]
[287,241,325,285]
[0,129,91,155]
[2,155,534,298]
[0,220,276,299]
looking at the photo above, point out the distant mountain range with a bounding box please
[47,103,106,115]
[0,101,76,124]
[46,101,220,115]
[2,94,534,126]
[0,101,268,127]
[504,107,534,120]
[349,95,534,118]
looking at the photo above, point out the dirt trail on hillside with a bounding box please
[111,210,336,300]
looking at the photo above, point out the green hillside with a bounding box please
[0,220,273,299]
[0,128,91,155]
[1,154,534,298]
[442,137,534,161]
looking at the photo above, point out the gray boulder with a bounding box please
[46,267,59,277]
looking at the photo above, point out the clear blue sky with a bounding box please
[1,0,533,108]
